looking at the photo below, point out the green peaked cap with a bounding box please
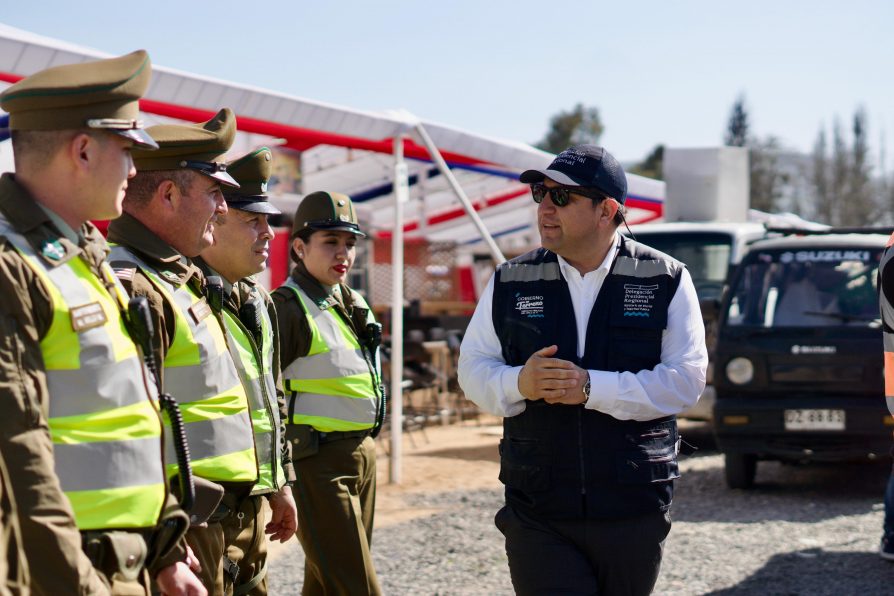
[0,50,157,148]
[227,147,272,196]
[223,147,281,215]
[132,107,239,187]
[291,191,365,239]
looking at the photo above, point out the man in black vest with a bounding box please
[458,145,707,596]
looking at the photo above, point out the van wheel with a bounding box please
[724,453,757,489]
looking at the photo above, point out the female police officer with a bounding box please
[271,191,384,596]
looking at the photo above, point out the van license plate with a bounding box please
[784,409,845,431]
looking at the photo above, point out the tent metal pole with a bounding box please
[413,123,506,265]
[389,135,409,484]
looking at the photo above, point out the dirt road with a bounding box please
[267,419,893,595]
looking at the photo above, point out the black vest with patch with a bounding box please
[492,237,684,519]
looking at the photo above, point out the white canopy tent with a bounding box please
[0,23,665,481]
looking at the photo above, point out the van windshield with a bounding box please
[632,232,732,300]
[725,248,881,328]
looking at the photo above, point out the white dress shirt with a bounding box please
[457,234,708,421]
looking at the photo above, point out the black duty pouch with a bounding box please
[286,424,319,460]
[84,531,147,583]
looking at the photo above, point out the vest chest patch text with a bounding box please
[623,283,658,318]
[70,301,107,332]
[514,293,544,318]
[189,298,213,325]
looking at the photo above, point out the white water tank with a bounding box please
[663,147,749,222]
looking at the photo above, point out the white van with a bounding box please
[625,222,769,420]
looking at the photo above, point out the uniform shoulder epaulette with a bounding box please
[252,282,272,302]
[158,269,183,285]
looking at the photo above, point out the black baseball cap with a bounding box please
[520,144,628,204]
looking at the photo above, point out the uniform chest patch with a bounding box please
[514,293,544,318]
[113,267,136,282]
[189,298,213,325]
[70,301,108,332]
[41,239,66,262]
[622,283,659,318]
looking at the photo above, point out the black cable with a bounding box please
[127,296,195,513]
[157,392,194,512]
[365,322,386,438]
[620,208,637,242]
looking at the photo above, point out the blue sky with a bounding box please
[4,1,893,171]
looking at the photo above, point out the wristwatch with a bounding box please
[581,375,591,403]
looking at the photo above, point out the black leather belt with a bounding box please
[318,430,371,443]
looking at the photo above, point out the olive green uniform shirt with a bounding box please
[0,172,116,595]
[0,450,29,596]
[270,264,382,595]
[106,215,295,489]
[270,263,369,367]
[192,258,295,486]
[106,213,203,387]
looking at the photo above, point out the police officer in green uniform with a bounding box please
[0,51,206,595]
[107,108,262,595]
[0,451,28,596]
[197,147,298,594]
[271,191,385,596]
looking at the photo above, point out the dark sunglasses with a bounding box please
[530,183,607,207]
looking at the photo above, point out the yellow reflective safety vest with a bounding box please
[280,279,381,432]
[222,284,285,495]
[109,246,258,484]
[880,232,894,415]
[0,217,166,530]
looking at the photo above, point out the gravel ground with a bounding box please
[268,426,894,595]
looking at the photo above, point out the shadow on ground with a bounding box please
[673,455,889,524]
[703,550,891,595]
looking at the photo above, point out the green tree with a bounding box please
[724,94,749,147]
[812,127,832,222]
[843,107,874,226]
[535,103,604,154]
[831,118,849,223]
[749,136,788,213]
[628,144,664,180]
[811,108,879,226]
[721,95,786,211]
[888,179,894,225]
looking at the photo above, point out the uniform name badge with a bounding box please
[70,301,108,332]
[189,298,213,325]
